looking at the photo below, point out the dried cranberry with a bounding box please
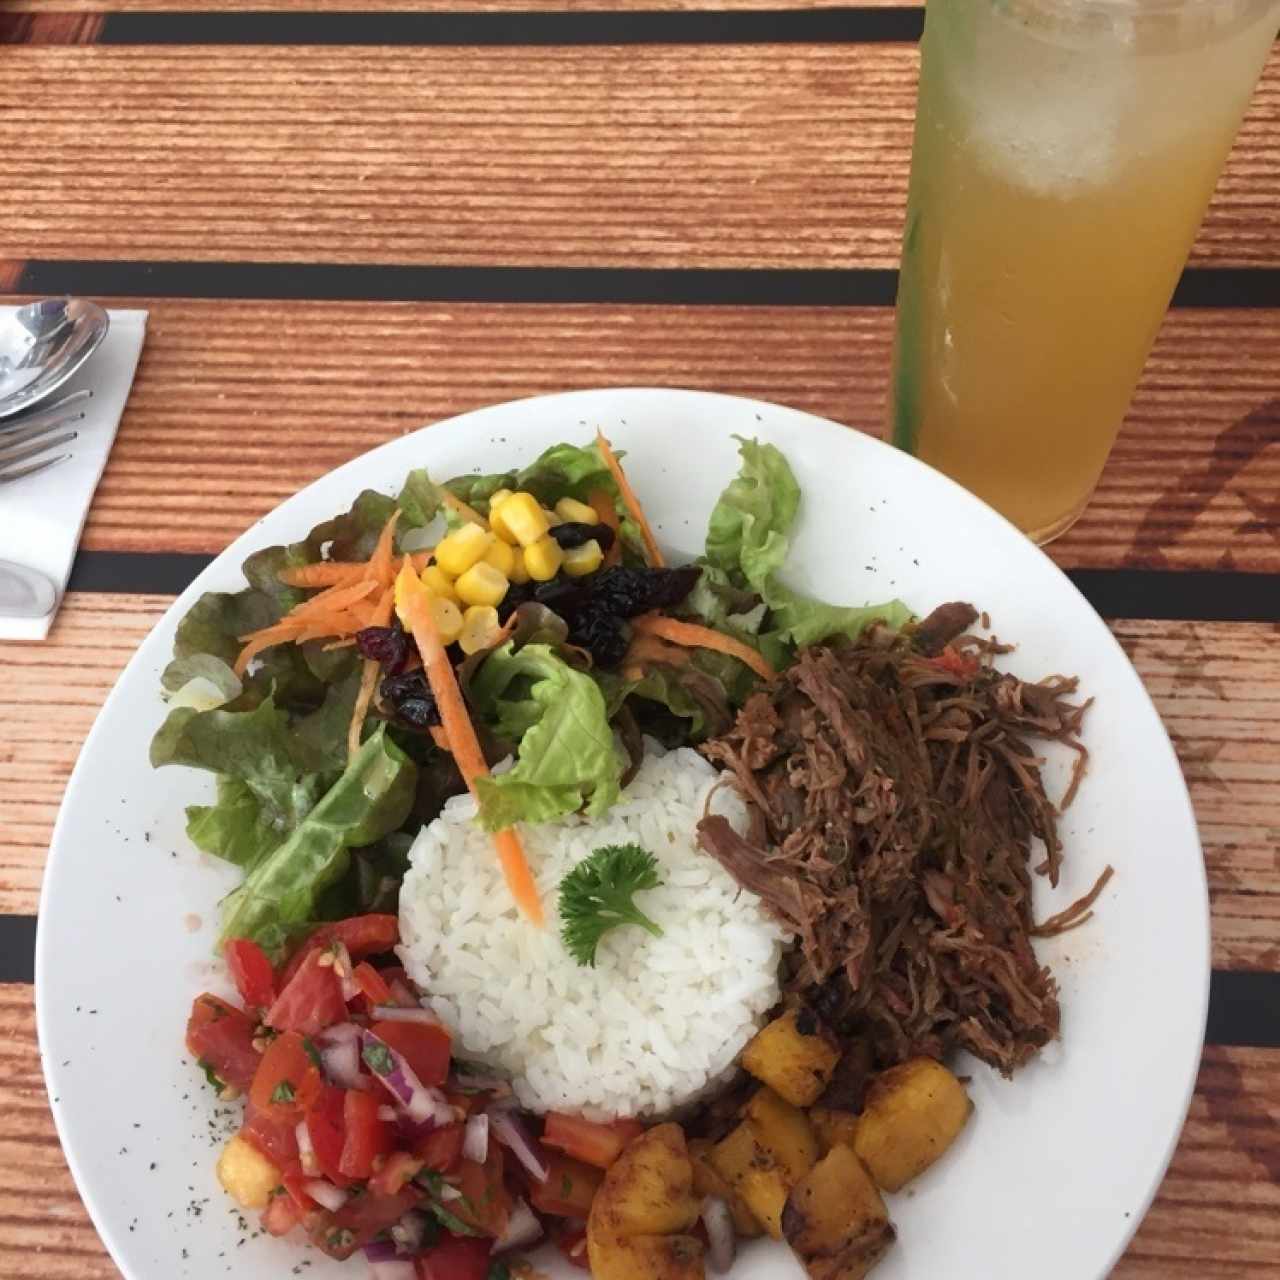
[379,671,441,727]
[355,624,412,674]
[550,522,616,551]
[569,607,630,669]
[497,580,537,622]
[533,578,590,613]
[590,565,700,618]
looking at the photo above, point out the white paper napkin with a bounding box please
[0,308,147,641]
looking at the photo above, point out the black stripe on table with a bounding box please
[66,552,1280,625]
[7,9,927,47]
[13,261,1280,309]
[2,912,1272,1047]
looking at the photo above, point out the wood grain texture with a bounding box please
[1,981,1274,1274]
[4,598,1276,971]
[6,0,898,11]
[1,44,1277,270]
[0,297,1269,572]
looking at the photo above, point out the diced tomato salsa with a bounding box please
[187,912,646,1271]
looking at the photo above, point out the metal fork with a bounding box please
[0,389,89,484]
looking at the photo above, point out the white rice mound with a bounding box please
[397,744,789,1119]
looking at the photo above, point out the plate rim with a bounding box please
[35,385,1210,1279]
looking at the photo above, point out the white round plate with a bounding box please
[37,388,1206,1280]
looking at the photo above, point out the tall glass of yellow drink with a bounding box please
[890,0,1280,543]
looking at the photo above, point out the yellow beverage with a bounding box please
[890,0,1280,542]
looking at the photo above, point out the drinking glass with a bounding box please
[889,0,1280,543]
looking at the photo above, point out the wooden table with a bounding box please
[2,3,1277,1276]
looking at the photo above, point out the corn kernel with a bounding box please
[499,492,551,548]
[543,507,564,528]
[430,596,464,645]
[489,501,520,545]
[459,605,502,655]
[436,523,493,577]
[508,548,530,584]
[562,539,603,578]
[555,497,600,526]
[455,560,509,608]
[488,488,515,511]
[217,1135,279,1211]
[482,539,516,577]
[524,536,564,582]
[421,565,458,602]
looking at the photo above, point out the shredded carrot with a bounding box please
[630,613,777,682]
[288,578,378,622]
[279,548,432,590]
[440,489,487,527]
[322,638,357,652]
[233,618,308,676]
[369,511,401,589]
[429,724,451,752]
[587,487,622,568]
[348,584,395,760]
[596,430,663,568]
[396,561,543,925]
[279,562,370,589]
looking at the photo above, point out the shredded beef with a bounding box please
[697,606,1111,1077]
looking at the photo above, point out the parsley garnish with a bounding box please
[558,843,664,967]
[362,1042,394,1077]
[302,1038,323,1069]
[488,1263,513,1280]
[271,1080,296,1104]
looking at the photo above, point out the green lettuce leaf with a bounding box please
[151,695,323,834]
[702,438,911,653]
[218,726,417,960]
[470,643,623,831]
[396,468,444,529]
[186,777,281,870]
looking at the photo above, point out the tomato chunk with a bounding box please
[250,1031,323,1119]
[416,1235,493,1280]
[529,1152,603,1219]
[304,1085,351,1186]
[414,1121,465,1173]
[309,1186,420,1260]
[369,1019,451,1089]
[278,914,399,988]
[266,950,346,1037]
[339,1088,393,1179]
[241,1101,300,1171]
[261,1191,303,1237]
[369,1149,424,1197]
[543,1112,640,1169]
[353,961,391,1006]
[224,938,276,1011]
[186,993,260,1093]
[451,1146,511,1238]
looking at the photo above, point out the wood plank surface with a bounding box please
[1,982,1274,1274]
[0,296,1271,572]
[2,44,1277,270]
[6,0,895,11]
[4,597,1276,971]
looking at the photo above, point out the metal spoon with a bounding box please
[0,298,110,420]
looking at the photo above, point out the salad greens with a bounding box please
[151,434,909,957]
[470,643,624,831]
[217,727,415,960]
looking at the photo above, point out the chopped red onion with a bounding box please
[295,1120,319,1177]
[334,941,359,1003]
[367,1261,416,1280]
[362,1241,400,1263]
[389,1210,428,1254]
[377,1106,398,1123]
[462,1114,489,1164]
[437,1183,463,1203]
[370,1004,440,1025]
[701,1197,736,1274]
[362,1029,453,1127]
[493,1198,543,1254]
[488,1107,549,1183]
[304,1179,349,1213]
[317,1022,364,1090]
